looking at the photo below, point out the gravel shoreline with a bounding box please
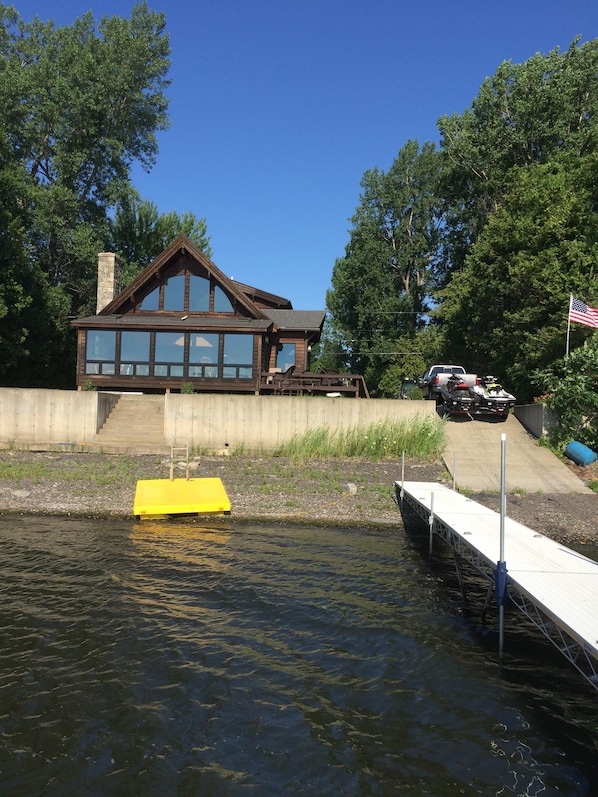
[0,450,596,545]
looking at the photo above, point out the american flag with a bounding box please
[569,296,598,328]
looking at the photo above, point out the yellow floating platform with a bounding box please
[133,477,231,520]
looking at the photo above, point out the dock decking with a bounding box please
[396,480,598,691]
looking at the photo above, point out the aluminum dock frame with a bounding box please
[396,480,598,692]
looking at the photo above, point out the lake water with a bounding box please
[0,515,596,796]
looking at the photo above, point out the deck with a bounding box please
[396,480,598,691]
[260,369,370,398]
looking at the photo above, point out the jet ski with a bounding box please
[439,374,481,416]
[471,375,516,419]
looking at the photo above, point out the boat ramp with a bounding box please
[396,480,598,692]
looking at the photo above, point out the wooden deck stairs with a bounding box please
[94,394,169,455]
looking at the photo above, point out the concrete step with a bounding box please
[95,395,167,453]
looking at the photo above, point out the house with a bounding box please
[72,234,326,394]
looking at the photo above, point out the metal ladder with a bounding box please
[169,437,190,481]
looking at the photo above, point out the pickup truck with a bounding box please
[418,365,478,401]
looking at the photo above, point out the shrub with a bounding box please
[532,338,598,451]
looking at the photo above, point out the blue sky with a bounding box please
[12,0,598,309]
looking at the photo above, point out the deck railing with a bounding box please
[259,369,370,398]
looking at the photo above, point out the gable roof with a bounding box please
[230,280,293,310]
[73,234,326,340]
[100,233,269,320]
[266,309,326,333]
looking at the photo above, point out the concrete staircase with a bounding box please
[94,394,169,455]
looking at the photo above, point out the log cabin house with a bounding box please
[72,234,362,396]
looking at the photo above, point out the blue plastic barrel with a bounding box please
[565,440,597,466]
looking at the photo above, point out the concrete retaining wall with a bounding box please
[514,403,557,439]
[0,388,437,451]
[0,388,100,448]
[164,394,436,450]
[0,388,566,455]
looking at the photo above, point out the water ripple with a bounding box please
[0,516,595,796]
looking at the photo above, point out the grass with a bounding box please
[0,455,158,487]
[269,417,445,462]
[0,461,51,482]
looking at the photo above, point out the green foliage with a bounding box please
[0,3,171,386]
[327,141,443,393]
[113,197,212,285]
[271,416,445,462]
[402,385,424,400]
[437,37,598,274]
[180,382,194,394]
[309,319,349,373]
[0,133,32,381]
[532,338,598,451]
[436,160,598,400]
[328,36,598,400]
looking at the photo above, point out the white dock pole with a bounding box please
[497,433,507,659]
[429,491,435,558]
[500,434,506,561]
[400,451,405,502]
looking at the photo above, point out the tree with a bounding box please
[112,197,212,286]
[436,158,598,401]
[327,140,443,395]
[0,130,33,381]
[0,3,169,387]
[437,37,598,276]
[0,3,171,385]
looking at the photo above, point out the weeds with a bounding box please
[270,417,445,462]
[0,455,154,487]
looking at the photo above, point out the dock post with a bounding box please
[497,433,508,658]
[428,491,435,558]
[400,451,405,502]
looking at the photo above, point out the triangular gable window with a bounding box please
[189,275,210,311]
[138,272,234,314]
[163,275,186,310]
[214,285,233,313]
[140,286,159,310]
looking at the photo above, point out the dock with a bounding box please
[396,480,598,692]
[133,477,231,520]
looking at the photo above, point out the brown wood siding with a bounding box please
[76,330,86,385]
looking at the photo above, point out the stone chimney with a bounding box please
[96,252,122,313]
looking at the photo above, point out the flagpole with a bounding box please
[566,294,572,357]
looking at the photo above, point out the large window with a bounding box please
[154,332,185,377]
[214,286,233,313]
[276,343,296,372]
[189,275,210,312]
[120,331,150,376]
[140,286,159,310]
[163,275,186,311]
[189,333,219,378]
[85,330,116,374]
[84,330,255,382]
[223,334,254,379]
